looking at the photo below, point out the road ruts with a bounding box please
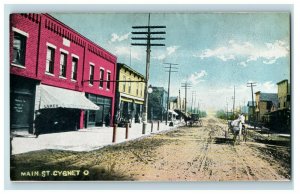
[92,116,290,181]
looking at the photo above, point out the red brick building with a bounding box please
[10,13,117,135]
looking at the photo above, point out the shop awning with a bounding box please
[39,85,99,110]
[120,97,133,103]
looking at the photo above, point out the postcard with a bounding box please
[10,12,291,181]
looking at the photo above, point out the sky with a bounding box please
[51,13,290,111]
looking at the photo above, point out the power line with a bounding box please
[232,85,235,115]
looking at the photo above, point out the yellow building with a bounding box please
[115,63,145,125]
[277,79,291,110]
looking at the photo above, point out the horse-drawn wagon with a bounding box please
[186,113,203,127]
[226,115,247,145]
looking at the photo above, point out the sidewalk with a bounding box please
[11,121,183,155]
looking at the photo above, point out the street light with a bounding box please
[147,85,153,94]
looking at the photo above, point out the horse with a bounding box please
[228,118,246,145]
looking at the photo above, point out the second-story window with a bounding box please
[107,72,111,90]
[140,83,143,96]
[59,52,67,78]
[12,32,27,66]
[128,79,131,94]
[99,69,104,88]
[122,76,126,92]
[136,81,139,96]
[46,47,55,74]
[71,57,78,80]
[89,64,94,85]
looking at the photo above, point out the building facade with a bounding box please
[169,97,178,110]
[247,101,256,123]
[255,92,278,123]
[277,79,291,110]
[10,14,117,135]
[148,87,168,121]
[114,63,145,125]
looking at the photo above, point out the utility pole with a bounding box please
[232,85,235,116]
[131,13,166,134]
[247,82,257,129]
[191,91,196,113]
[226,98,229,120]
[164,63,179,125]
[197,100,202,115]
[179,89,181,111]
[181,81,192,114]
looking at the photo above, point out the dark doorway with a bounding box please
[35,108,80,134]
[10,75,36,134]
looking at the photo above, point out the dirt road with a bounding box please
[11,116,291,181]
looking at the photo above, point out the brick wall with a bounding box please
[10,13,117,128]
[10,14,41,80]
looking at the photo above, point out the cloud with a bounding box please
[154,46,180,60]
[110,32,130,43]
[167,46,179,55]
[257,81,277,93]
[194,39,289,66]
[187,70,208,85]
[114,46,142,61]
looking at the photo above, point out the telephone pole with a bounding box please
[247,82,257,129]
[164,63,179,125]
[226,98,229,120]
[232,85,235,116]
[191,91,196,113]
[181,81,192,114]
[179,89,181,111]
[131,13,166,134]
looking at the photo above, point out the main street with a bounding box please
[11,116,291,181]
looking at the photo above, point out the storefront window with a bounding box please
[86,94,112,127]
[88,110,96,123]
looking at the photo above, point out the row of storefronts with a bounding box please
[10,13,116,135]
[10,14,175,135]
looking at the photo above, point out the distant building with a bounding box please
[255,92,278,123]
[169,96,186,112]
[169,97,178,110]
[277,79,291,110]
[264,80,291,132]
[247,101,256,123]
[148,87,168,121]
[114,63,145,125]
[253,80,291,132]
